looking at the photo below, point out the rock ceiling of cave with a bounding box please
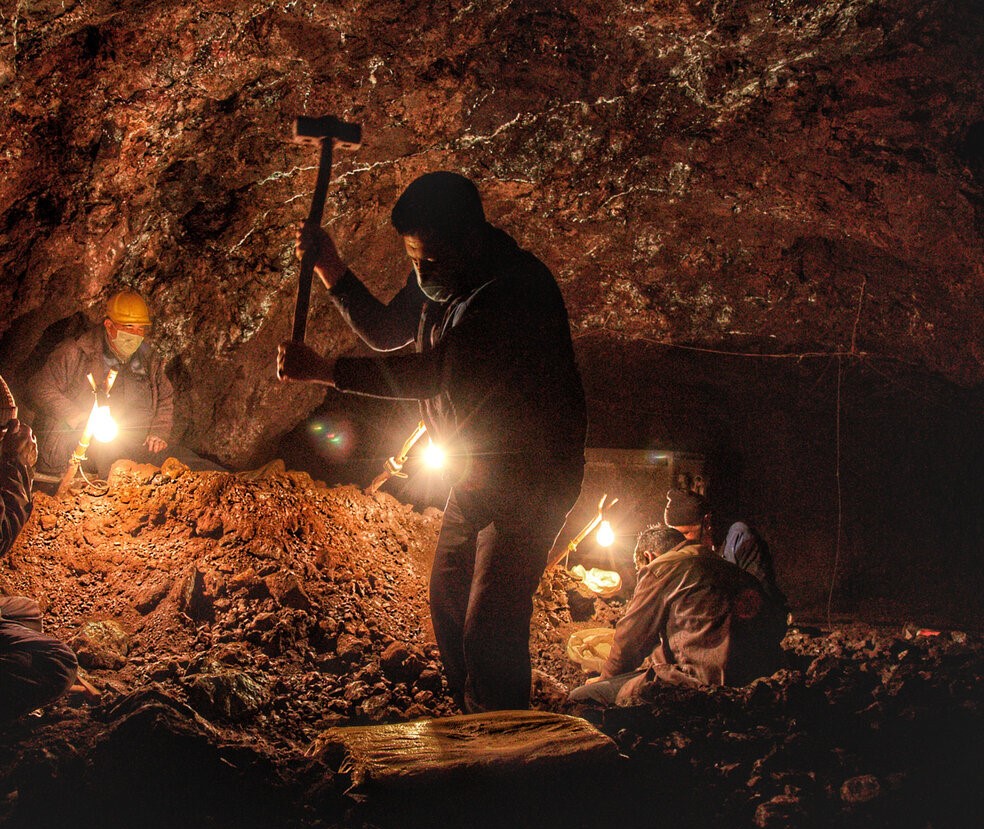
[1,0,981,464]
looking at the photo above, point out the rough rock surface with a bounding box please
[1,465,981,828]
[2,0,980,455]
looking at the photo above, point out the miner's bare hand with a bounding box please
[296,222,346,289]
[1,419,39,468]
[277,341,337,386]
[145,435,168,454]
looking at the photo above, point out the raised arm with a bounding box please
[297,221,421,351]
[329,270,423,352]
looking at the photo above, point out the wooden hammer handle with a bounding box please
[291,138,334,344]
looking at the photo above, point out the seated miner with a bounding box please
[568,522,787,706]
[720,519,788,612]
[0,373,78,721]
[28,290,221,478]
[665,488,789,615]
[278,171,587,713]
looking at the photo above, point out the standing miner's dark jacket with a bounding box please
[328,225,587,488]
[601,541,787,701]
[28,326,174,474]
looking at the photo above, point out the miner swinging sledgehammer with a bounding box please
[277,162,587,714]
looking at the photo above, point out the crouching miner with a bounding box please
[569,521,787,707]
[28,289,221,478]
[1,373,78,721]
[278,172,587,713]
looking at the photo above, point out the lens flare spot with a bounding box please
[91,406,118,443]
[422,441,445,469]
[307,418,353,458]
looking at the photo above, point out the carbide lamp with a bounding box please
[596,519,615,548]
[422,440,445,470]
[57,369,117,495]
[559,493,619,568]
[90,404,118,443]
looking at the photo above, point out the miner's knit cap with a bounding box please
[391,171,486,241]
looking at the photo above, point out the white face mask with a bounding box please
[111,330,144,359]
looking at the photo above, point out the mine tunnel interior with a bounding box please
[2,0,982,827]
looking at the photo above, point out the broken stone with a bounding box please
[178,567,213,621]
[754,794,807,827]
[335,632,365,662]
[379,641,425,683]
[414,668,444,694]
[134,579,171,614]
[249,612,278,632]
[194,511,224,538]
[160,458,190,480]
[72,619,130,670]
[263,572,312,610]
[840,774,882,804]
[228,568,269,599]
[184,669,270,722]
[121,512,150,535]
[566,588,596,621]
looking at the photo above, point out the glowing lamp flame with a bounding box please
[90,406,118,443]
[422,441,445,470]
[596,519,615,548]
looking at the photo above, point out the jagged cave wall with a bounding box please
[0,0,981,623]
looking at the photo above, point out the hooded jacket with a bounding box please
[328,225,587,490]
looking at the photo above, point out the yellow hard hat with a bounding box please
[106,290,151,326]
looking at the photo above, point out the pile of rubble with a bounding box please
[0,463,980,828]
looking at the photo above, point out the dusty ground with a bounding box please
[0,461,981,829]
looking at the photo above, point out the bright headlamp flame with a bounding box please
[422,440,445,470]
[558,493,620,570]
[596,519,615,548]
[90,405,118,443]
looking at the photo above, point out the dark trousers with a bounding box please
[430,469,581,712]
[0,596,78,721]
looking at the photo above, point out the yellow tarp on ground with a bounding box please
[309,710,619,792]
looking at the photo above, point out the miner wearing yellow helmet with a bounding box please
[27,290,219,477]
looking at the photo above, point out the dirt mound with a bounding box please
[4,460,454,736]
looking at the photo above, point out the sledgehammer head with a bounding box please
[292,115,362,150]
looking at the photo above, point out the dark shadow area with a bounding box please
[275,391,451,510]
